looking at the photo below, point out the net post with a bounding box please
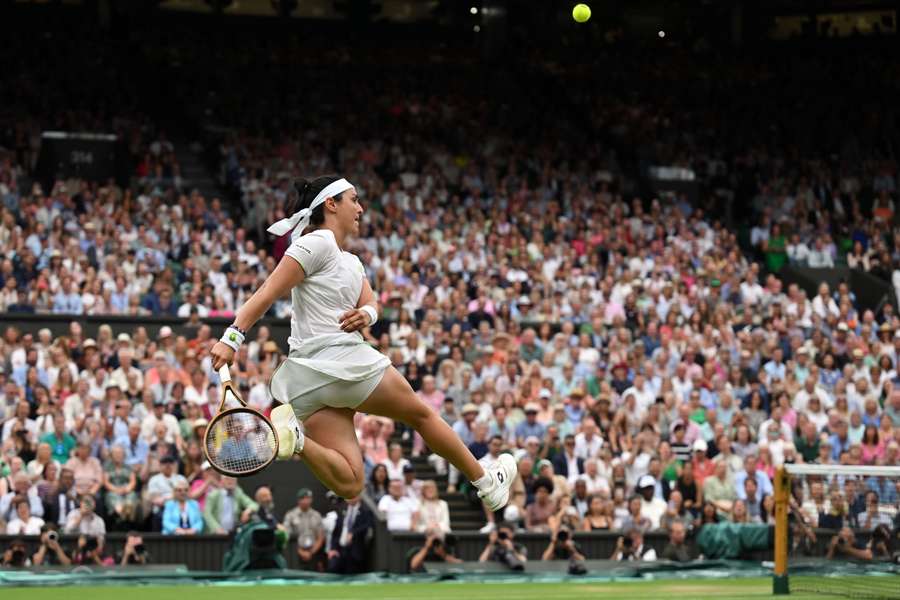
[773,465,790,595]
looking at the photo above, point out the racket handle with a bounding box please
[218,365,231,384]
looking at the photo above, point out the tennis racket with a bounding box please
[203,365,279,477]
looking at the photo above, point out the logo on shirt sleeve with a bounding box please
[296,245,313,255]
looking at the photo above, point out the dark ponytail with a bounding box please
[286,174,345,231]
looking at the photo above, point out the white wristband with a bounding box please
[360,305,378,326]
[220,327,245,352]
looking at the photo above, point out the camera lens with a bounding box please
[557,530,569,541]
[498,531,508,540]
[48,531,58,542]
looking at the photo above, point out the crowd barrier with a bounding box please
[0,526,876,574]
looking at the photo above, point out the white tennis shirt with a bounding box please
[283,229,366,351]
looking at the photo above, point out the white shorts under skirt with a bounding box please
[268,336,390,422]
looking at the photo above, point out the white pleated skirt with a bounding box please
[268,332,391,421]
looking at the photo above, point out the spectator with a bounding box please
[253,485,279,528]
[41,467,77,528]
[525,477,556,532]
[365,463,389,504]
[377,479,419,532]
[327,495,374,574]
[637,475,667,529]
[162,481,203,535]
[64,438,103,498]
[6,495,45,535]
[103,444,138,526]
[381,443,410,481]
[65,495,106,536]
[145,456,185,530]
[659,521,692,562]
[418,480,450,533]
[39,413,75,464]
[703,461,737,518]
[284,488,325,571]
[203,475,257,534]
[0,472,44,522]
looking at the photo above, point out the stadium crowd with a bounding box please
[1,20,900,569]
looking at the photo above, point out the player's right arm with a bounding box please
[211,257,305,369]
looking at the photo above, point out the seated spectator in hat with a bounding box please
[65,495,106,536]
[515,403,546,447]
[452,403,479,448]
[145,455,186,529]
[203,475,257,534]
[189,461,219,510]
[284,488,326,571]
[637,475,667,529]
[691,438,715,487]
[5,495,45,535]
[162,480,203,535]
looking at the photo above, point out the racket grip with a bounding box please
[218,365,231,383]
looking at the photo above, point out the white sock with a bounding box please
[472,471,492,489]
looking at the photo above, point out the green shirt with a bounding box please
[40,432,77,464]
[795,435,819,463]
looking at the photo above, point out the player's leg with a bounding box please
[274,405,364,499]
[356,366,516,510]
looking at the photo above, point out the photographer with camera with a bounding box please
[31,524,71,566]
[541,524,587,574]
[71,534,113,566]
[610,528,657,561]
[1,538,31,568]
[117,531,149,566]
[407,526,463,573]
[478,522,527,571]
[826,525,874,561]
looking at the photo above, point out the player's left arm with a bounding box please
[340,276,378,333]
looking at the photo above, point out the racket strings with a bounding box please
[205,409,277,475]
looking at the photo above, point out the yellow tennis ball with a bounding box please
[572,3,591,23]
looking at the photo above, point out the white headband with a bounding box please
[267,178,354,241]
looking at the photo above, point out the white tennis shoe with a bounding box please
[476,454,517,512]
[271,404,305,459]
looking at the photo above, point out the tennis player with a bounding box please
[210,175,515,511]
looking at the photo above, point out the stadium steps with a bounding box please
[388,429,488,531]
[175,140,222,201]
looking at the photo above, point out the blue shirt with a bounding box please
[115,434,150,468]
[515,420,546,442]
[734,470,773,500]
[52,292,83,314]
[763,360,786,382]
